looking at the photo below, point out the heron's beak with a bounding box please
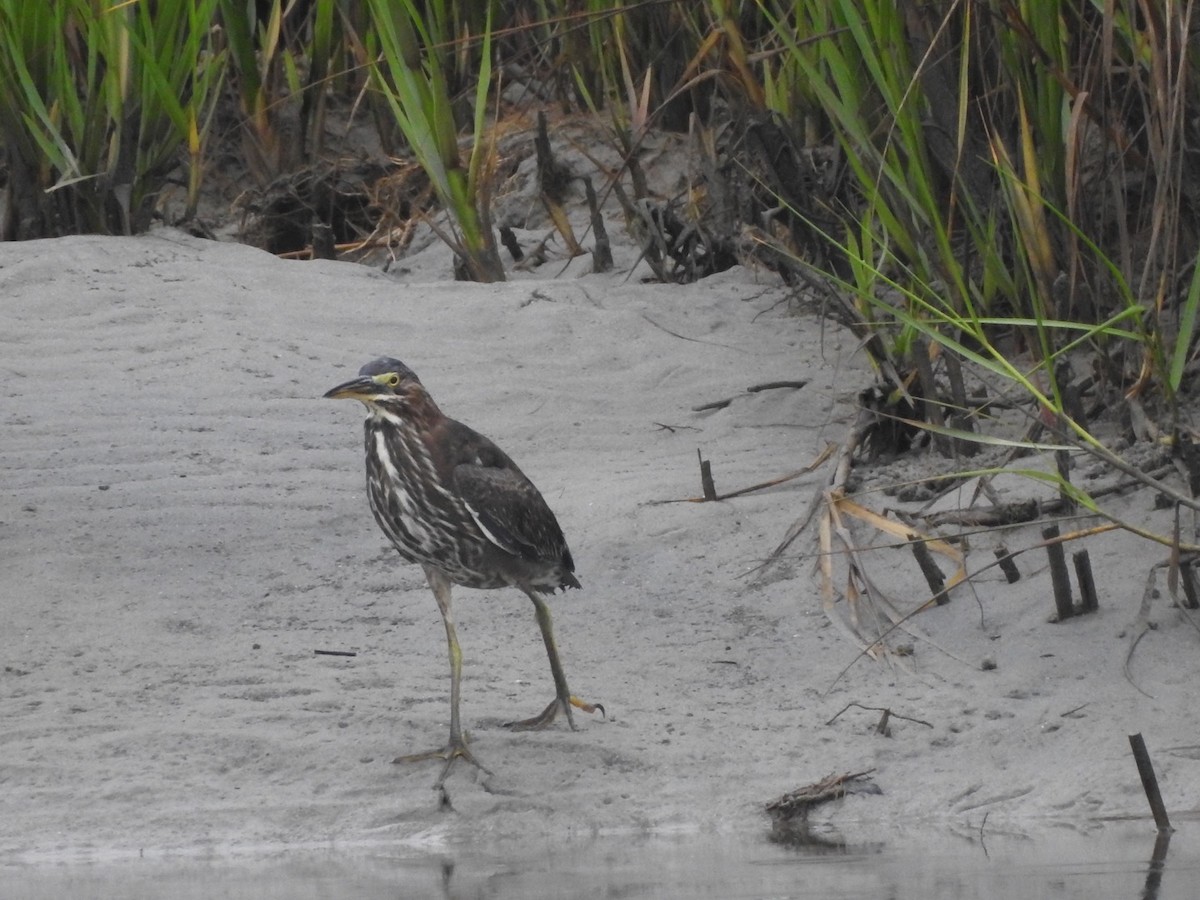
[323,375,381,400]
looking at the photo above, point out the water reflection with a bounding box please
[1,824,1195,899]
[1142,830,1171,900]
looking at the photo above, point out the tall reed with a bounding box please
[0,0,225,237]
[365,0,505,281]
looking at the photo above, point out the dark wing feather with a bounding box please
[453,463,572,568]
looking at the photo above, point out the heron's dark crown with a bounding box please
[359,357,421,384]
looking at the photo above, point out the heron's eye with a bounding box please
[385,373,400,387]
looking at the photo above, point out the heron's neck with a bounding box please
[367,395,440,431]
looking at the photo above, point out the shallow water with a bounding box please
[1,824,1194,899]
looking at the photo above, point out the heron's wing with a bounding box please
[453,463,569,564]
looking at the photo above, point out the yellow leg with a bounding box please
[505,589,604,731]
[394,569,490,787]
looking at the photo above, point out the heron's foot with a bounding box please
[393,735,491,788]
[505,695,605,732]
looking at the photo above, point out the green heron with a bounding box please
[325,357,599,788]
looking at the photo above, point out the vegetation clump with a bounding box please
[5,1,1200,572]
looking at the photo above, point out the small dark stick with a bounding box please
[697,449,717,501]
[943,353,978,457]
[746,380,808,392]
[584,178,612,273]
[1043,525,1074,620]
[1056,448,1075,514]
[314,649,357,657]
[534,110,570,201]
[911,338,950,456]
[1180,561,1200,610]
[1073,549,1099,613]
[311,220,337,260]
[1129,733,1174,833]
[875,709,891,735]
[994,546,1021,583]
[911,538,949,605]
[499,225,523,262]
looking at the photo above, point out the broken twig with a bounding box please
[994,546,1021,583]
[766,769,878,822]
[911,537,949,605]
[698,449,717,500]
[825,702,934,729]
[1129,733,1173,833]
[656,444,834,505]
[693,380,806,411]
[1043,524,1074,621]
[1073,550,1099,613]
